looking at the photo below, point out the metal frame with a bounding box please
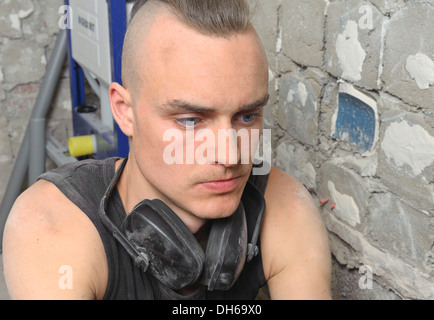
[66,0,129,158]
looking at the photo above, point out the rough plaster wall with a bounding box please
[250,0,434,299]
[0,0,433,300]
[0,0,72,203]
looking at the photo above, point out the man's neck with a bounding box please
[114,157,209,234]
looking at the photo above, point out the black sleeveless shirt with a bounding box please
[38,157,268,300]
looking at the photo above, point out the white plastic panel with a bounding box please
[69,0,112,86]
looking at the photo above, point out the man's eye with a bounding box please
[175,117,200,127]
[239,113,260,123]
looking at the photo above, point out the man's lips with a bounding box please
[199,176,241,193]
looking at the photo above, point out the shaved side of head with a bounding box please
[121,1,169,98]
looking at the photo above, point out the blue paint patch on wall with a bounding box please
[333,92,376,153]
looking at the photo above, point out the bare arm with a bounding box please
[2,180,107,300]
[261,168,332,300]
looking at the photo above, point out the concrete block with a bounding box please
[339,154,378,178]
[331,255,402,300]
[0,0,34,38]
[262,69,278,130]
[324,212,434,299]
[368,0,408,15]
[318,160,369,229]
[318,80,339,136]
[275,140,316,191]
[2,83,40,157]
[0,39,46,90]
[249,0,280,130]
[324,0,384,90]
[0,115,13,209]
[22,1,64,37]
[280,0,326,68]
[377,96,434,211]
[249,0,280,68]
[278,74,320,146]
[0,116,12,163]
[366,192,434,274]
[3,83,40,120]
[381,4,434,110]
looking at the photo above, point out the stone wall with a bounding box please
[250,0,434,299]
[0,0,433,300]
[0,0,72,198]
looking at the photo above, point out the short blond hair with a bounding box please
[130,0,252,37]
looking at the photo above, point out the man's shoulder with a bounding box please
[7,179,68,229]
[3,179,106,299]
[264,166,326,238]
[265,166,317,210]
[260,166,332,298]
[4,178,93,253]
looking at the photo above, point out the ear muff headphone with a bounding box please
[99,156,266,291]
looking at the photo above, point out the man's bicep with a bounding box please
[265,213,332,300]
[267,258,332,300]
[263,210,332,300]
[261,167,332,300]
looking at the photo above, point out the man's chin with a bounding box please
[194,196,243,220]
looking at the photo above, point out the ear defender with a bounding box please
[122,199,206,290]
[201,202,247,291]
[99,156,264,292]
[121,199,248,291]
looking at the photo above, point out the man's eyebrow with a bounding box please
[162,100,216,113]
[240,94,270,112]
[162,94,270,114]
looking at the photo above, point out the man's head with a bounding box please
[109,0,269,230]
[122,0,254,97]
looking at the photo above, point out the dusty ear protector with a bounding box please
[99,156,265,291]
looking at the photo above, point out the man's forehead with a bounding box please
[123,2,268,104]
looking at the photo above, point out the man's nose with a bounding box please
[210,122,242,167]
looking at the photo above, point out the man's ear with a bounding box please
[109,82,134,137]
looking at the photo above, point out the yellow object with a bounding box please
[68,135,96,157]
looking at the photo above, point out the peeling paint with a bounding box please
[286,89,294,103]
[18,8,34,19]
[9,14,20,31]
[327,181,360,227]
[268,68,275,83]
[336,20,366,82]
[405,52,434,90]
[276,28,282,53]
[297,82,308,107]
[381,120,434,176]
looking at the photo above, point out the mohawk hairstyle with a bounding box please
[129,0,252,37]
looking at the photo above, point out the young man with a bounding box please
[3,0,331,299]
